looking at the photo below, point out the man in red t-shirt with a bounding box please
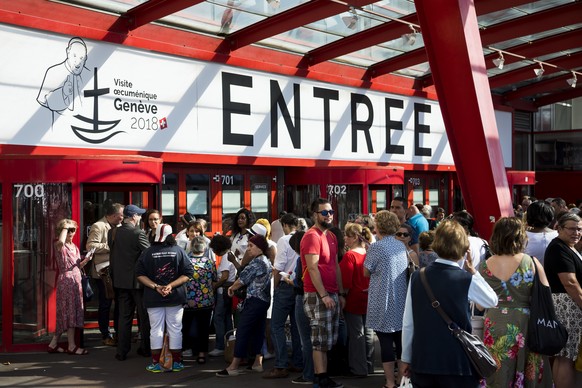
[300,198,345,388]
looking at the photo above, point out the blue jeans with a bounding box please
[295,294,314,381]
[234,297,269,358]
[213,290,233,350]
[270,283,303,369]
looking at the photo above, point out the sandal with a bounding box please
[67,346,89,355]
[47,344,66,354]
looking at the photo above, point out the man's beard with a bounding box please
[318,219,333,230]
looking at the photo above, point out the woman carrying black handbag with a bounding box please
[400,220,498,388]
[478,217,554,387]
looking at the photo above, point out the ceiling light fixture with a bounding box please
[402,25,418,46]
[533,63,544,79]
[341,7,358,30]
[266,0,280,10]
[492,52,504,70]
[567,72,577,88]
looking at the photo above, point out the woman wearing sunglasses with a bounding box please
[394,224,419,268]
[544,212,582,388]
[47,219,93,355]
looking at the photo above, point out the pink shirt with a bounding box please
[300,227,338,293]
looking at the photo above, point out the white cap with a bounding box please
[249,223,267,237]
[154,223,173,243]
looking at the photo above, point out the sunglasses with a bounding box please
[67,227,76,233]
[317,210,335,216]
[395,232,410,238]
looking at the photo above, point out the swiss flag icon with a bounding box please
[160,117,168,129]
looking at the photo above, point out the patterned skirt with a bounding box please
[552,293,582,360]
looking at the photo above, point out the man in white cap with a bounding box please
[109,204,150,361]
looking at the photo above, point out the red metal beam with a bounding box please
[308,0,532,68]
[307,14,418,66]
[480,2,582,46]
[484,29,582,69]
[489,51,582,89]
[124,0,205,30]
[415,0,513,239]
[503,74,577,102]
[226,0,378,51]
[367,48,426,79]
[376,2,582,81]
[533,87,582,108]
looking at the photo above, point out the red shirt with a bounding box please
[339,250,369,314]
[300,227,338,293]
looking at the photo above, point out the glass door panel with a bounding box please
[81,185,154,332]
[186,174,211,231]
[285,185,321,221]
[221,174,244,234]
[161,173,178,232]
[326,184,362,229]
[12,183,72,344]
[368,185,394,213]
[250,175,272,222]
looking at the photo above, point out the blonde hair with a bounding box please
[432,220,469,260]
[489,217,527,255]
[255,218,272,240]
[344,222,373,245]
[55,218,77,237]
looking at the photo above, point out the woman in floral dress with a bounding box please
[479,217,553,387]
[183,236,217,364]
[47,219,92,355]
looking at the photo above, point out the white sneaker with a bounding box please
[182,349,193,357]
[208,348,224,357]
[263,351,275,360]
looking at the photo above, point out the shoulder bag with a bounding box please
[419,268,497,379]
[527,260,568,356]
[81,269,94,301]
[159,332,173,371]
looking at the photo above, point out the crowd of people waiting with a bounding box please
[47,195,582,388]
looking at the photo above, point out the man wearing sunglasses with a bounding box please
[300,198,346,388]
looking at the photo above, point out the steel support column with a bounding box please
[415,0,513,239]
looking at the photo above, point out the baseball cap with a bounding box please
[154,223,173,243]
[123,204,146,217]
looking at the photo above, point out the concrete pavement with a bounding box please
[0,332,387,388]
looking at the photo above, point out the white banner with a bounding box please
[0,25,512,166]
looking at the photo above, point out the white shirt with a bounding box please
[271,219,284,243]
[459,236,488,269]
[175,228,189,250]
[525,230,558,265]
[401,259,498,364]
[273,232,297,276]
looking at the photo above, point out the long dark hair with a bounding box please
[231,208,255,235]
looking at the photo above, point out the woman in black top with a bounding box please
[543,212,582,388]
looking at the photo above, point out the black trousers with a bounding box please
[116,288,150,357]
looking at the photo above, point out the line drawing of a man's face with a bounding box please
[66,41,87,76]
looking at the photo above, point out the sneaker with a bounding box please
[216,368,240,377]
[262,351,275,360]
[263,367,289,379]
[182,349,193,357]
[172,361,184,372]
[291,376,313,385]
[322,377,343,388]
[146,363,162,373]
[208,348,224,357]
